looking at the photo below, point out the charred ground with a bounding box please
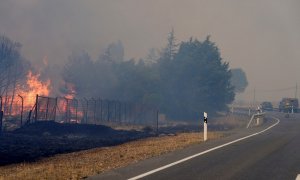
[0,121,152,165]
[0,114,247,166]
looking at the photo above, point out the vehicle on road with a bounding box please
[260,101,273,111]
[279,98,299,113]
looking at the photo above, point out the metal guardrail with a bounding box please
[247,112,265,128]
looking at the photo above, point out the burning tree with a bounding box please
[0,35,29,113]
[0,35,51,116]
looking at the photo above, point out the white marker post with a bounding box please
[204,112,208,141]
[256,106,261,125]
[256,116,260,126]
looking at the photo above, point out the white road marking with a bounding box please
[296,174,300,180]
[128,117,280,180]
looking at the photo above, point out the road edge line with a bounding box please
[128,116,280,180]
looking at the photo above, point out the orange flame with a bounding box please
[18,71,51,109]
[64,82,76,99]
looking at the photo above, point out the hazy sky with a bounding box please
[1,0,300,102]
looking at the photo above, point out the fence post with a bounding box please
[0,110,3,134]
[45,97,50,121]
[93,98,96,124]
[54,97,58,122]
[0,96,2,112]
[119,101,122,123]
[74,99,78,123]
[114,101,117,122]
[65,98,69,123]
[100,99,103,121]
[156,110,159,136]
[107,100,110,122]
[84,98,89,124]
[35,95,38,122]
[0,96,2,134]
[27,110,32,124]
[18,95,23,126]
[124,102,127,123]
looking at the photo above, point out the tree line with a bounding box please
[0,32,248,120]
[62,31,247,120]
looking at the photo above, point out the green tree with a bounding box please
[113,59,160,106]
[231,68,248,93]
[62,51,95,98]
[61,34,235,121]
[160,36,234,119]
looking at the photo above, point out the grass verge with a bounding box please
[0,132,224,180]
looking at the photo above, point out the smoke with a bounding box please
[0,0,300,102]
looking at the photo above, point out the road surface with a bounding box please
[90,112,300,180]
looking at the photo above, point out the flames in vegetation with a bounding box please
[64,83,76,99]
[17,71,51,109]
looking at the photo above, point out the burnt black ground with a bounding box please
[0,115,244,166]
[0,121,152,165]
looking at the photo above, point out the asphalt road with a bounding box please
[90,112,300,180]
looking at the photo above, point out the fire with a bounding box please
[57,82,80,123]
[64,82,76,99]
[18,71,51,109]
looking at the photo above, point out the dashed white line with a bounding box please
[128,117,280,180]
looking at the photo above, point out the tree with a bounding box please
[60,33,235,121]
[62,49,119,99]
[113,59,160,106]
[230,68,248,93]
[0,35,31,114]
[99,40,124,63]
[0,35,21,95]
[144,48,159,65]
[61,51,95,98]
[161,28,178,61]
[159,36,235,119]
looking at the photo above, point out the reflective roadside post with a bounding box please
[204,112,208,141]
[256,106,260,125]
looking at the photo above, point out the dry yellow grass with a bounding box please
[0,132,223,180]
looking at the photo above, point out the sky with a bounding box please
[0,0,300,103]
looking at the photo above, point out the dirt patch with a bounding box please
[0,132,224,180]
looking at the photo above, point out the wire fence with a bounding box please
[0,95,158,132]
